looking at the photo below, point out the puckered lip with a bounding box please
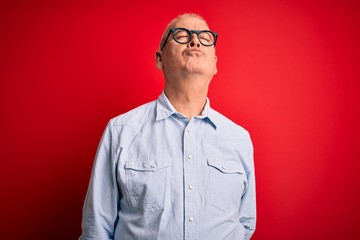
[184,48,205,55]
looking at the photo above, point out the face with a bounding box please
[156,16,218,82]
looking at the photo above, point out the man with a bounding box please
[80,13,256,240]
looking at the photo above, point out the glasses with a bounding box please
[160,27,218,51]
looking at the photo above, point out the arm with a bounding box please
[80,122,120,240]
[239,138,256,240]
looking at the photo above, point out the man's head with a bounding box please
[156,13,218,87]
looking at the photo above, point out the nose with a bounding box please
[188,33,200,48]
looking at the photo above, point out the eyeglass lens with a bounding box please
[173,29,215,46]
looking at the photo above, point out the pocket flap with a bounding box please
[207,157,244,174]
[125,156,171,172]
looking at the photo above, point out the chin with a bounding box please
[185,61,206,74]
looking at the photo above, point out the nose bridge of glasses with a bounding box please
[189,30,201,43]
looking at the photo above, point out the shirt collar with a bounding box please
[156,91,217,129]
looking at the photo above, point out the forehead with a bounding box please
[171,16,210,30]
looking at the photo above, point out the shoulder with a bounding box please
[105,100,157,137]
[99,100,157,148]
[210,108,251,141]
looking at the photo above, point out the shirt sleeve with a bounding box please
[239,137,256,240]
[79,122,120,240]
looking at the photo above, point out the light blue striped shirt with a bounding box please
[80,92,256,240]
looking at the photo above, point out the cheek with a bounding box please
[161,52,180,71]
[165,51,183,65]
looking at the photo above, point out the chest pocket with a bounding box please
[124,156,171,212]
[207,157,247,212]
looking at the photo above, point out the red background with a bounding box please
[1,0,359,239]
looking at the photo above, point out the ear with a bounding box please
[155,51,163,70]
[214,55,218,75]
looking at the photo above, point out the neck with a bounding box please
[164,76,209,119]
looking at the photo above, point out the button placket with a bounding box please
[183,120,198,238]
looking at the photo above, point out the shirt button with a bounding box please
[189,185,194,190]
[189,217,194,222]
[221,165,226,170]
[151,162,157,168]
[188,154,193,159]
[187,128,191,133]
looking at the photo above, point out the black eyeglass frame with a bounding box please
[160,27,218,51]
